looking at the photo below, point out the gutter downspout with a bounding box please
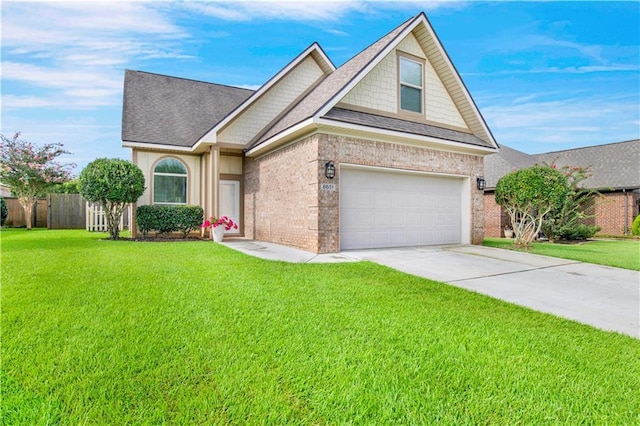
[624,188,629,234]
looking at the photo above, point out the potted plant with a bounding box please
[504,226,514,239]
[201,216,238,242]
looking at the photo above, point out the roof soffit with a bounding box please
[408,18,497,148]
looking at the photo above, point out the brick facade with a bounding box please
[483,193,508,238]
[244,136,321,252]
[245,133,485,253]
[483,190,639,238]
[594,192,639,235]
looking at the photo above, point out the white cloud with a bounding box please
[3,62,121,90]
[181,1,367,22]
[180,0,467,22]
[1,2,190,110]
[479,94,640,152]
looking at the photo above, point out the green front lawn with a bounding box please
[2,229,639,424]
[483,237,640,271]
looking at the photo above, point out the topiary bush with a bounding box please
[136,205,203,238]
[632,215,640,236]
[80,158,145,240]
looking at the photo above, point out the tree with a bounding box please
[495,165,568,247]
[541,165,601,242]
[0,132,75,229]
[51,179,81,194]
[79,158,145,240]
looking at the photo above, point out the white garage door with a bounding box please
[340,168,463,250]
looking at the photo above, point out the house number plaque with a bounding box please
[321,183,337,191]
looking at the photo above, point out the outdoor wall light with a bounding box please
[325,161,336,179]
[476,176,486,191]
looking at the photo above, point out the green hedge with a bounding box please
[632,215,640,236]
[136,205,203,238]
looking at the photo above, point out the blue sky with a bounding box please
[2,1,639,172]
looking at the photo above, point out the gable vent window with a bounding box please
[399,57,423,114]
[153,158,187,204]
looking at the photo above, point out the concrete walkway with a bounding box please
[221,239,640,338]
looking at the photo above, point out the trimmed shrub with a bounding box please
[495,165,568,246]
[554,224,601,241]
[80,158,145,240]
[0,197,7,226]
[632,215,640,236]
[136,205,204,238]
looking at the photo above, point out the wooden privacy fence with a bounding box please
[48,193,86,229]
[2,194,131,231]
[3,197,47,228]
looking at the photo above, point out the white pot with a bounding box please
[212,226,225,242]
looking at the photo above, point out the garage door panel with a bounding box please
[341,208,374,229]
[340,168,463,250]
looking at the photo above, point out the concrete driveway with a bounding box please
[222,240,639,338]
[346,245,640,338]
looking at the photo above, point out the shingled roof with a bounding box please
[324,107,494,149]
[123,12,497,154]
[122,70,254,148]
[485,139,640,190]
[249,15,417,148]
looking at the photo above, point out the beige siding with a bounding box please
[340,32,469,131]
[219,155,243,175]
[396,34,426,59]
[219,56,324,144]
[135,151,201,206]
[424,58,467,128]
[341,49,397,113]
[413,23,492,143]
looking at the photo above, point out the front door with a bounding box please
[219,180,240,235]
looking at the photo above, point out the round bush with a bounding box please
[632,215,640,236]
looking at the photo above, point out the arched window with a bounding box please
[153,158,187,204]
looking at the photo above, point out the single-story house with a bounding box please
[484,140,640,237]
[122,12,499,253]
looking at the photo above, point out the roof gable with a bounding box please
[249,12,497,153]
[122,70,253,148]
[249,15,417,149]
[196,43,335,148]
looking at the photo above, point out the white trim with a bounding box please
[245,118,316,157]
[315,117,497,155]
[420,19,498,149]
[340,162,467,179]
[194,43,335,151]
[123,141,193,152]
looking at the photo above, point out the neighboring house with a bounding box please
[484,140,640,237]
[122,12,499,253]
